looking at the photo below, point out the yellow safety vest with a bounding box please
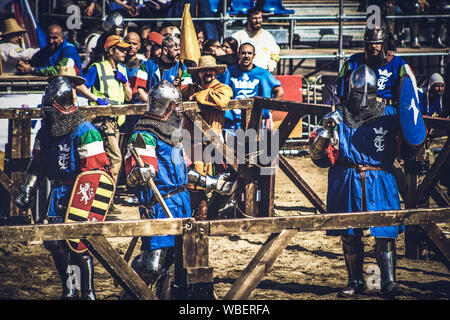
[90,60,127,126]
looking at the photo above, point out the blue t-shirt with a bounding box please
[224,64,281,131]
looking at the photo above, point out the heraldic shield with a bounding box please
[64,170,116,253]
[397,74,427,148]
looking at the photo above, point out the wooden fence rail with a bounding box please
[0,207,449,300]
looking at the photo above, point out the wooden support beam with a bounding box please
[417,138,450,204]
[252,97,331,115]
[236,106,263,217]
[0,218,187,243]
[419,222,450,270]
[5,118,31,218]
[0,168,19,196]
[278,154,327,214]
[430,185,450,207]
[84,235,157,300]
[181,99,254,113]
[423,116,450,131]
[223,229,298,300]
[173,220,214,300]
[206,207,450,236]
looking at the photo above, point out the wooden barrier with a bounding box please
[0,207,448,300]
[0,99,448,299]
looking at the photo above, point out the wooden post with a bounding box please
[404,152,428,259]
[5,117,31,222]
[173,220,214,300]
[236,107,262,217]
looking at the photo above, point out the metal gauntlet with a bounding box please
[15,174,39,210]
[187,169,236,195]
[310,111,342,161]
[127,164,156,187]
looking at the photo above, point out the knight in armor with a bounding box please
[310,65,426,299]
[15,69,111,299]
[123,80,234,299]
[337,26,418,106]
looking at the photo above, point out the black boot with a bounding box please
[78,253,96,300]
[375,238,402,299]
[338,235,366,298]
[45,240,79,299]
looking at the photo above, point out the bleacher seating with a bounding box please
[228,0,255,15]
[262,0,295,15]
[209,0,220,14]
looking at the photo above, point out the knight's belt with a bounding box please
[339,164,391,211]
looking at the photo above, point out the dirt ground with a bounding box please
[0,153,449,301]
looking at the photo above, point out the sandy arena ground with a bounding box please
[0,153,449,301]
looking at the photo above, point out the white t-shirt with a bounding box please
[0,42,39,73]
[231,27,280,72]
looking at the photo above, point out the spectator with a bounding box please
[139,24,153,42]
[109,0,139,17]
[224,42,283,133]
[202,39,230,84]
[181,55,234,220]
[16,24,83,77]
[0,18,39,73]
[231,6,281,72]
[132,35,187,103]
[144,31,163,60]
[160,21,181,38]
[418,72,445,117]
[222,37,238,57]
[123,31,144,79]
[195,24,206,54]
[84,11,126,72]
[203,39,225,57]
[77,35,132,212]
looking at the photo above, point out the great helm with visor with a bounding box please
[347,64,377,108]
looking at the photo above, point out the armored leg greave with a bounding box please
[44,240,79,300]
[77,254,96,300]
[338,235,365,297]
[375,237,402,298]
[120,248,172,300]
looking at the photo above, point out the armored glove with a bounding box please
[309,110,342,161]
[114,70,128,85]
[213,172,237,195]
[15,174,39,210]
[188,169,236,195]
[127,164,156,187]
[322,110,342,133]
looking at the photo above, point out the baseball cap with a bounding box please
[104,35,131,49]
[147,32,163,46]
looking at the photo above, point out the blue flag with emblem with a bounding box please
[398,74,427,148]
